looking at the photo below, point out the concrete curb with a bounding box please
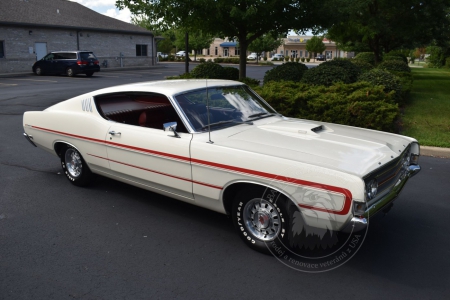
[0,65,167,78]
[420,146,450,158]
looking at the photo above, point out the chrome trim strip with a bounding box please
[23,132,37,147]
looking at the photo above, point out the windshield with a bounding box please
[173,85,278,132]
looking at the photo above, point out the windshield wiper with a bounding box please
[248,112,273,118]
[201,120,253,131]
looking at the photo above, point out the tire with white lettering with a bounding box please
[60,145,93,187]
[232,187,291,254]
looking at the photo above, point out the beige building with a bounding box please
[200,36,353,60]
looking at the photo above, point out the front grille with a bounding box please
[364,146,410,205]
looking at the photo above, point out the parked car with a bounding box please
[247,53,257,60]
[32,51,100,77]
[316,54,326,61]
[175,51,186,57]
[157,52,168,58]
[271,54,284,61]
[23,80,421,254]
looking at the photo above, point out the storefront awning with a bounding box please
[219,42,237,47]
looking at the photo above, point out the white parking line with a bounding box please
[6,78,58,83]
[0,82,18,86]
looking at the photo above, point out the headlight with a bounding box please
[366,179,378,200]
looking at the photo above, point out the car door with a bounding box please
[38,53,57,73]
[105,121,194,201]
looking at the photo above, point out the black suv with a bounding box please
[32,51,100,77]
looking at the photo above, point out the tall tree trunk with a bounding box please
[238,39,248,80]
[185,32,189,73]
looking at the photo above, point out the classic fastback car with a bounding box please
[23,80,421,253]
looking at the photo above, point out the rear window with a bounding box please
[80,52,97,60]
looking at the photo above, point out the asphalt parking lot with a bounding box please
[1,65,450,299]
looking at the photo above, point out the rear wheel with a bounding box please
[232,187,291,254]
[66,68,75,77]
[85,71,94,77]
[60,145,93,186]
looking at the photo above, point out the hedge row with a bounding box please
[253,81,399,132]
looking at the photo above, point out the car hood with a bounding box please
[217,118,414,177]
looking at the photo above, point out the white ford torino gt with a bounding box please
[23,79,421,253]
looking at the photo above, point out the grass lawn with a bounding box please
[401,68,450,148]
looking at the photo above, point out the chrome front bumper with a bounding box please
[341,164,421,233]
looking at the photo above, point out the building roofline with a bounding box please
[0,21,154,37]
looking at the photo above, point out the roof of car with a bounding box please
[0,0,152,36]
[90,80,245,97]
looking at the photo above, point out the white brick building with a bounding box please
[0,0,156,74]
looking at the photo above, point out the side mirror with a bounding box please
[163,122,181,138]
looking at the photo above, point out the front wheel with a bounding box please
[35,67,43,76]
[232,188,290,254]
[61,146,93,186]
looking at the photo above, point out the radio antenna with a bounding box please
[206,79,214,144]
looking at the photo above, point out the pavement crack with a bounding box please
[0,161,60,175]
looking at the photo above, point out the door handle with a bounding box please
[109,131,121,136]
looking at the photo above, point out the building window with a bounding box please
[299,51,303,57]
[207,48,210,55]
[215,47,218,55]
[305,50,309,58]
[136,44,148,56]
[235,47,240,55]
[0,41,4,58]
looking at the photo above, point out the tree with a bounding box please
[326,0,450,64]
[174,30,214,61]
[248,34,284,63]
[305,36,326,62]
[116,0,340,79]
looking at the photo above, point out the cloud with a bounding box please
[70,0,132,23]
[104,8,132,23]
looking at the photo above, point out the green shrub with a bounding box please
[301,65,352,86]
[214,57,240,64]
[351,59,374,73]
[240,77,260,88]
[272,57,278,61]
[385,51,409,64]
[377,60,411,73]
[358,69,403,104]
[222,66,239,80]
[306,58,310,62]
[166,73,194,79]
[354,52,375,65]
[301,57,305,62]
[445,57,450,69]
[190,61,225,79]
[168,55,175,61]
[263,62,309,84]
[318,58,362,82]
[253,81,399,132]
[198,58,206,63]
[390,71,413,100]
[383,55,405,63]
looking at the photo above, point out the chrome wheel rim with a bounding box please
[243,198,281,241]
[65,149,82,178]
[67,69,73,76]
[36,67,41,75]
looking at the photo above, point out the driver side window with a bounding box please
[94,92,188,133]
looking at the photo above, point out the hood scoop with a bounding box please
[310,125,324,133]
[258,121,329,138]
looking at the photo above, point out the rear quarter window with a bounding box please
[80,52,97,60]
[55,53,77,59]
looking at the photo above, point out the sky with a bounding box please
[71,0,132,23]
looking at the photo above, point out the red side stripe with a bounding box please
[32,125,352,215]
